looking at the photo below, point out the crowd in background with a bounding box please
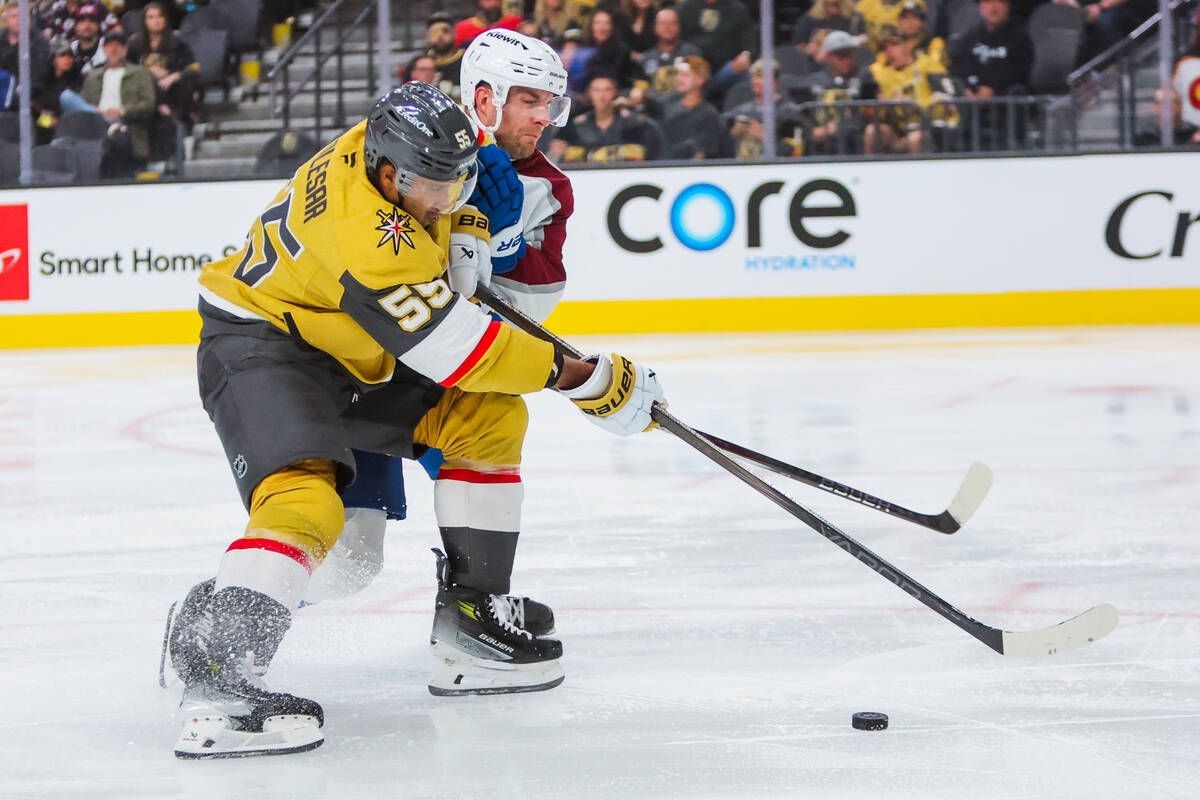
[0,0,312,178]
[402,0,1199,161]
[0,0,1196,182]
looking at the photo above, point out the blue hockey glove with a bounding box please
[468,144,527,274]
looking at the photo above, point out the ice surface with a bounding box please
[1,327,1197,799]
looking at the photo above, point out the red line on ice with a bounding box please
[120,404,215,457]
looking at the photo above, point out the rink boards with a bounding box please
[0,151,1197,348]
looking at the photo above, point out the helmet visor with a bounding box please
[548,95,571,127]
[399,163,478,216]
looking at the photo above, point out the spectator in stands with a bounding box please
[558,72,666,161]
[126,2,199,132]
[1139,24,1200,146]
[636,7,702,94]
[558,27,592,94]
[425,11,464,92]
[531,0,581,47]
[657,54,725,158]
[583,8,642,89]
[0,1,50,112]
[69,4,108,76]
[793,0,864,59]
[516,17,540,38]
[725,58,804,157]
[869,27,945,153]
[80,29,155,177]
[895,1,945,69]
[1173,24,1200,145]
[856,0,905,51]
[455,0,524,48]
[586,0,632,40]
[400,53,437,84]
[40,36,83,103]
[31,37,83,139]
[675,0,756,87]
[44,0,117,41]
[949,0,1032,98]
[804,29,881,155]
[622,0,659,54]
[1053,0,1129,60]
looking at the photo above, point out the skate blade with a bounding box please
[158,600,178,689]
[174,714,323,759]
[428,642,565,697]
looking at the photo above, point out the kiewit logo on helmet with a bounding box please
[486,32,529,50]
[0,204,30,302]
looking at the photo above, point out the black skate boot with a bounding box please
[429,548,555,642]
[159,578,215,688]
[174,586,323,759]
[428,549,564,697]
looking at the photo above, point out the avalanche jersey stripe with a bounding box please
[490,276,565,325]
[438,318,501,387]
[494,148,573,323]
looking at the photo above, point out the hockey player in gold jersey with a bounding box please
[291,28,578,665]
[167,82,666,759]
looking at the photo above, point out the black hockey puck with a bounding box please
[851,712,888,731]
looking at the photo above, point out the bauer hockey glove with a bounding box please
[559,353,666,437]
[447,209,492,298]
[467,144,527,274]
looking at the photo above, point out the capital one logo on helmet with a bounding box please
[606,179,857,253]
[0,204,30,301]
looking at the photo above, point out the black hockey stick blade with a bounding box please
[471,286,1119,657]
[472,285,988,534]
[698,432,993,534]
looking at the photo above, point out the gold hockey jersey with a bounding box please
[199,120,556,396]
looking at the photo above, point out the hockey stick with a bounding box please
[473,286,992,533]
[692,433,992,534]
[474,286,1118,656]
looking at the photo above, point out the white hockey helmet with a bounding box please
[461,28,571,134]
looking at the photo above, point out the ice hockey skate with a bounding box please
[159,577,215,688]
[429,547,555,642]
[428,549,564,696]
[172,585,323,758]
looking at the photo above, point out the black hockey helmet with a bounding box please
[365,82,479,212]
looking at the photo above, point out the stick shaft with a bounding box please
[649,408,1003,652]
[474,285,1003,652]
[696,432,962,532]
[474,285,964,533]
